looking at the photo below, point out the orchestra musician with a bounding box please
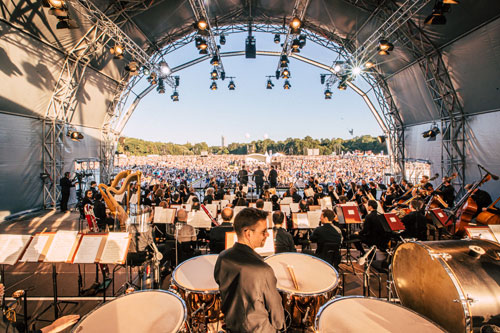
[434,176,455,207]
[253,166,265,195]
[268,165,278,188]
[209,208,234,254]
[310,209,343,269]
[214,208,285,332]
[82,189,98,231]
[272,211,296,253]
[355,200,390,254]
[400,199,428,241]
[464,184,493,219]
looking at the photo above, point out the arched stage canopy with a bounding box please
[1,0,499,218]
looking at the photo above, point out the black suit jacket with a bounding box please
[209,222,234,254]
[360,211,389,250]
[273,228,296,253]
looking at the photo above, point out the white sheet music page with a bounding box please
[255,229,275,256]
[100,232,130,264]
[0,235,32,265]
[21,234,50,262]
[289,203,300,213]
[153,207,166,223]
[307,210,322,228]
[187,211,212,228]
[45,231,79,262]
[73,235,104,264]
[488,225,500,243]
[280,205,291,215]
[297,213,310,228]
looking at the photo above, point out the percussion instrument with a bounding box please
[315,296,445,332]
[170,254,223,328]
[72,290,186,333]
[392,239,500,332]
[264,252,339,328]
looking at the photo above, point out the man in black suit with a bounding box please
[268,165,278,188]
[272,211,296,253]
[238,165,249,186]
[357,200,389,251]
[401,199,428,241]
[310,209,343,268]
[59,172,74,212]
[253,166,265,195]
[209,208,234,254]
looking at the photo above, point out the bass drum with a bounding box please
[72,290,186,333]
[315,296,444,332]
[392,239,500,332]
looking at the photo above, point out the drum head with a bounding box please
[72,290,185,333]
[173,254,219,292]
[264,253,338,294]
[315,297,444,332]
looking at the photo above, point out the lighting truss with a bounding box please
[188,0,226,77]
[275,0,311,77]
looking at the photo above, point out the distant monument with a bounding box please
[221,135,227,147]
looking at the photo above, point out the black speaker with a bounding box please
[245,36,256,58]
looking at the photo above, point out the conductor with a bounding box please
[214,208,285,332]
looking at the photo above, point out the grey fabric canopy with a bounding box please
[1,0,499,217]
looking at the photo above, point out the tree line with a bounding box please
[117,135,387,156]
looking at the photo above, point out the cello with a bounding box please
[476,195,500,225]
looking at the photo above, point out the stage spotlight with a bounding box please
[274,34,281,44]
[48,0,65,8]
[280,55,289,65]
[159,61,171,76]
[299,35,306,48]
[49,7,68,17]
[377,135,386,143]
[333,63,342,73]
[210,56,220,66]
[364,61,375,69]
[210,81,217,90]
[320,74,326,85]
[219,34,226,45]
[56,19,78,29]
[228,80,236,90]
[171,91,179,102]
[157,79,165,94]
[283,80,291,90]
[196,19,208,31]
[198,39,208,51]
[125,61,139,76]
[266,79,274,89]
[211,69,218,80]
[147,72,157,85]
[422,126,440,139]
[338,82,347,90]
[290,17,302,33]
[175,76,180,87]
[110,44,124,59]
[142,66,150,76]
[352,66,362,76]
[425,2,450,25]
[67,129,83,141]
[378,39,394,55]
[282,68,290,79]
[324,89,332,100]
[221,71,226,80]
[291,39,301,53]
[443,0,459,3]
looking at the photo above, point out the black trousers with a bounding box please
[255,182,264,194]
[60,191,70,211]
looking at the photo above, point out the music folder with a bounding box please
[465,226,498,243]
[382,213,405,232]
[153,207,176,224]
[292,213,310,229]
[224,230,275,256]
[428,208,450,227]
[337,205,362,224]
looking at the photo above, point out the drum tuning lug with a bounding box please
[430,252,451,261]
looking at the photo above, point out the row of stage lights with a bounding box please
[42,0,459,102]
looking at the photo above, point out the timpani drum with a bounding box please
[264,252,339,328]
[170,254,223,326]
[315,296,445,332]
[392,239,500,332]
[72,290,186,333]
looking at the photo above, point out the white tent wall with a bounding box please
[405,113,500,200]
[0,113,43,220]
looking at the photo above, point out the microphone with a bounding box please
[358,245,377,266]
[478,164,499,180]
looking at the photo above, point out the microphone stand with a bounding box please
[362,246,377,297]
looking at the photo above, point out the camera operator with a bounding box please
[59,172,75,212]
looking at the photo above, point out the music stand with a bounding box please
[336,205,362,272]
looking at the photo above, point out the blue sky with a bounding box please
[122,31,384,146]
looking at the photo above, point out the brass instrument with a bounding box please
[99,170,142,231]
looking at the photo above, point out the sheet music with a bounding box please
[114,193,125,202]
[307,210,322,228]
[304,188,315,198]
[233,206,245,216]
[263,202,273,212]
[205,204,217,218]
[154,207,166,223]
[225,232,238,249]
[280,197,293,205]
[220,200,230,209]
[0,235,32,265]
[289,203,299,213]
[187,211,212,228]
[21,234,50,262]
[467,228,497,242]
[45,231,79,262]
[255,229,275,256]
[242,186,249,194]
[488,225,500,243]
[73,235,104,264]
[320,197,333,210]
[297,213,310,228]
[223,195,234,202]
[280,205,291,215]
[100,232,130,264]
[182,204,192,212]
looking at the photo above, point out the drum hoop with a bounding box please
[71,289,187,332]
[392,241,471,332]
[314,296,446,331]
[264,252,339,296]
[171,254,220,294]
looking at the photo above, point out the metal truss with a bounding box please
[275,0,311,76]
[188,0,226,76]
[42,121,65,209]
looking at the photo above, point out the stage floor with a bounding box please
[1,209,389,332]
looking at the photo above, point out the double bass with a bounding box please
[476,195,500,225]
